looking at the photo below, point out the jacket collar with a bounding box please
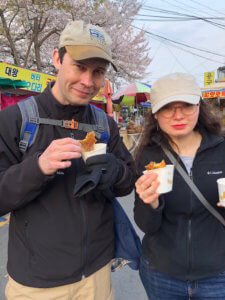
[197,128,224,153]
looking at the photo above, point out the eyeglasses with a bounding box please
[158,103,199,118]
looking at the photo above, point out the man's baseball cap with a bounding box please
[151,72,201,113]
[59,20,117,71]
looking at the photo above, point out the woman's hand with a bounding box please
[217,202,225,208]
[135,172,160,209]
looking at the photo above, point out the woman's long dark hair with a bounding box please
[134,98,222,160]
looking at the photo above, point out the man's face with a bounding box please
[52,50,108,106]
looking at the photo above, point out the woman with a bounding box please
[134,72,225,299]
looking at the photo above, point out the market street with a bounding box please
[0,192,148,300]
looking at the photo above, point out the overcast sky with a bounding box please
[135,0,225,87]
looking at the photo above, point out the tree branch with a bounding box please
[38,28,59,46]
[0,9,20,65]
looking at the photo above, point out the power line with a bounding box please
[189,0,225,17]
[132,25,225,64]
[169,0,225,26]
[172,0,214,15]
[133,25,225,59]
[134,15,225,22]
[137,14,225,20]
[141,5,225,30]
[166,45,190,73]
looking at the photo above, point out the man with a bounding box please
[0,20,135,299]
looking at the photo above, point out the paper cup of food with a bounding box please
[217,178,225,206]
[82,143,107,162]
[143,163,174,194]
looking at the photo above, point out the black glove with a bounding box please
[85,153,123,191]
[73,168,102,197]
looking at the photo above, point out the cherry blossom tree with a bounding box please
[0,0,151,87]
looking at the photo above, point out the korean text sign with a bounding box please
[0,62,56,93]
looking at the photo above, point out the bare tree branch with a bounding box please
[0,8,20,65]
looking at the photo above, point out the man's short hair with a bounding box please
[58,47,67,64]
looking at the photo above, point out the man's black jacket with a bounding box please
[0,85,135,288]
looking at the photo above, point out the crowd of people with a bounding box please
[1,19,225,300]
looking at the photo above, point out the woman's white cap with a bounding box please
[151,72,201,113]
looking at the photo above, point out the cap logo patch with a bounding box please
[89,29,105,41]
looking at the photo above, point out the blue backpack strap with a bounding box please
[17,96,39,152]
[90,104,110,144]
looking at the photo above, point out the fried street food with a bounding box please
[80,131,96,152]
[145,159,166,170]
[220,191,225,201]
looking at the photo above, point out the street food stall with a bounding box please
[201,81,225,125]
[112,82,151,152]
[0,62,56,109]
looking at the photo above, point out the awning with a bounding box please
[0,77,27,89]
[201,82,225,99]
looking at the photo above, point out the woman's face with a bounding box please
[154,101,200,139]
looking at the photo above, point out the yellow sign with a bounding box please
[202,90,225,98]
[92,86,105,101]
[204,72,214,87]
[0,62,56,93]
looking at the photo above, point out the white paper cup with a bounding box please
[217,178,225,206]
[143,164,174,194]
[82,143,107,162]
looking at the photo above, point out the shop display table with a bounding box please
[127,133,142,154]
[120,130,142,155]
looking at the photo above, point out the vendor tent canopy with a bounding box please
[112,82,151,106]
[139,101,151,107]
[114,93,150,106]
[202,82,225,91]
[112,82,151,99]
[0,77,27,89]
[201,82,225,99]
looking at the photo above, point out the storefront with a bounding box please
[201,82,225,125]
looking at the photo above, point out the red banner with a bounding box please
[202,91,225,99]
[1,93,31,110]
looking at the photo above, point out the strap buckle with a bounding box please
[19,140,29,152]
[71,119,78,129]
[96,125,104,132]
[28,117,39,124]
[63,120,79,129]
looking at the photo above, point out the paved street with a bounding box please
[0,191,148,300]
[0,219,8,300]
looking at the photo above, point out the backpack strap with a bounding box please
[17,96,39,152]
[90,105,110,144]
[17,99,111,153]
[27,116,106,141]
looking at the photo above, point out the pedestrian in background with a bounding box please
[134,72,225,299]
[0,20,135,300]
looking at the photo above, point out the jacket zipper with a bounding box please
[80,200,88,279]
[24,221,34,257]
[187,168,193,278]
[71,127,88,278]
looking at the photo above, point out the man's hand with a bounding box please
[38,137,82,175]
[135,173,160,209]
